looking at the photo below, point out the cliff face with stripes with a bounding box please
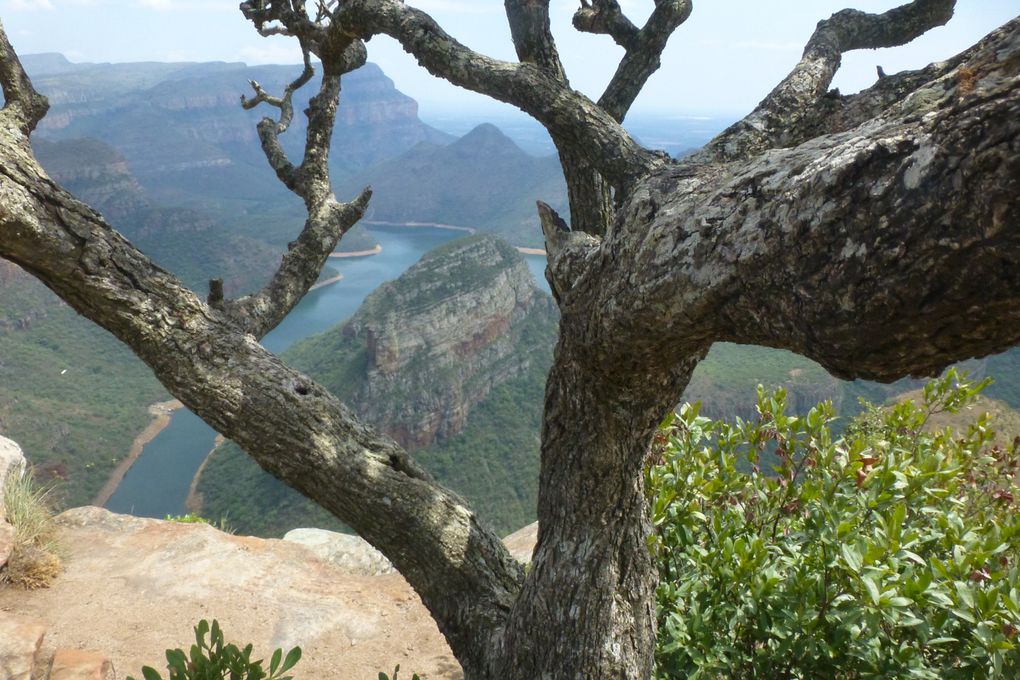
[290,233,557,450]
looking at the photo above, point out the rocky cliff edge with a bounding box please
[0,502,537,680]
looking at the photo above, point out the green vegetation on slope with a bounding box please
[0,276,165,507]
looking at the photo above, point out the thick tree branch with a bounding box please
[697,0,957,163]
[505,0,566,80]
[0,20,48,134]
[502,2,620,241]
[601,20,1020,382]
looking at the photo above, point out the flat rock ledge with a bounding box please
[0,507,538,680]
[282,528,394,576]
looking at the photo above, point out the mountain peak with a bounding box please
[21,52,78,76]
[450,123,523,155]
[289,233,555,450]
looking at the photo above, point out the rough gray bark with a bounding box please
[2,2,1019,678]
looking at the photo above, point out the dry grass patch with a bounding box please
[2,470,62,588]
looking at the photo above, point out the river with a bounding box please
[105,226,549,518]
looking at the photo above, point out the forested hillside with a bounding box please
[0,262,166,506]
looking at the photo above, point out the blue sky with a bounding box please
[0,1,1016,117]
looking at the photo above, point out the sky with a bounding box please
[0,1,1016,119]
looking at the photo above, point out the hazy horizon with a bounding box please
[2,1,1016,122]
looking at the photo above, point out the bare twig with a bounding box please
[240,45,314,133]
[217,32,370,337]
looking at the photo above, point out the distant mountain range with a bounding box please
[25,53,566,266]
[24,53,451,205]
[342,123,566,248]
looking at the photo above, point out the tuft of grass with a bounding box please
[165,512,234,535]
[2,469,62,588]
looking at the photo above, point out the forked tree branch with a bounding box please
[697,0,957,163]
[595,0,692,122]
[327,0,663,186]
[573,1,639,50]
[213,55,362,336]
[212,31,375,338]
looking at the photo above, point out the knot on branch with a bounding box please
[537,201,600,304]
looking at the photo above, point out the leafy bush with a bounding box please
[648,370,1020,679]
[1,468,62,588]
[378,664,420,680]
[128,619,301,680]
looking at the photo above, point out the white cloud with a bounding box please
[237,41,304,66]
[412,1,503,14]
[129,0,233,10]
[5,0,55,10]
[134,0,230,9]
[696,38,802,53]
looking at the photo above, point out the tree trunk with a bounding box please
[493,332,702,678]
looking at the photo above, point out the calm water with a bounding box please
[106,227,549,518]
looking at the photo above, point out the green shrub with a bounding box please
[378,664,420,680]
[648,370,1020,679]
[128,619,301,680]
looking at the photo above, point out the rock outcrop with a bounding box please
[294,234,557,450]
[0,507,539,679]
[0,437,26,591]
[282,528,394,576]
[195,234,556,536]
[0,437,26,523]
